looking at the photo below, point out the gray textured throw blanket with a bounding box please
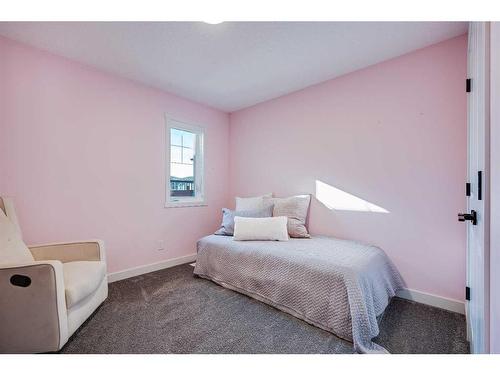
[194,235,404,353]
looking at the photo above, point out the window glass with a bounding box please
[170,128,197,199]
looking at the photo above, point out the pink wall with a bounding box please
[0,36,229,273]
[229,35,467,301]
[0,34,468,302]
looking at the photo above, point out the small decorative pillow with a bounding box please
[233,216,289,241]
[214,205,274,236]
[264,195,311,238]
[0,210,34,265]
[235,193,273,211]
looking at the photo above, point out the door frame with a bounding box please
[466,21,490,354]
[489,22,500,354]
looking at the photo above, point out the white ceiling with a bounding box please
[0,22,467,112]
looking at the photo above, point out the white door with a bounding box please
[463,22,489,354]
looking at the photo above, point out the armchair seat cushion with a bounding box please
[63,261,106,308]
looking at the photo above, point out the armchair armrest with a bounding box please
[29,239,106,263]
[0,260,68,353]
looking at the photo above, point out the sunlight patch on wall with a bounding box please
[315,180,389,213]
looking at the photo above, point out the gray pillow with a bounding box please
[264,195,311,238]
[214,205,274,236]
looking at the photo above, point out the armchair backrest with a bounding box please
[0,196,23,237]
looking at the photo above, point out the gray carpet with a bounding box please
[59,264,469,354]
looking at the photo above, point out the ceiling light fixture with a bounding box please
[203,20,224,25]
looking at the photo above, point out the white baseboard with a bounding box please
[396,288,465,315]
[107,253,197,283]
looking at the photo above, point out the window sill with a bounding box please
[165,200,207,208]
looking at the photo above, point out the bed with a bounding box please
[193,234,404,353]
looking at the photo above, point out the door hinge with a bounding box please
[466,182,471,196]
[478,171,482,200]
[466,286,471,301]
[466,78,472,93]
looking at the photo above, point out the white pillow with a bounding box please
[0,210,34,265]
[233,216,289,241]
[235,193,272,211]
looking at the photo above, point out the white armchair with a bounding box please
[0,197,108,353]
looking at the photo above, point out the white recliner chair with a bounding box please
[0,197,108,353]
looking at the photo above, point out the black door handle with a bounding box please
[458,210,477,225]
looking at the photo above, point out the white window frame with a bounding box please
[165,115,206,208]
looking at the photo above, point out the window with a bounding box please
[166,117,205,207]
